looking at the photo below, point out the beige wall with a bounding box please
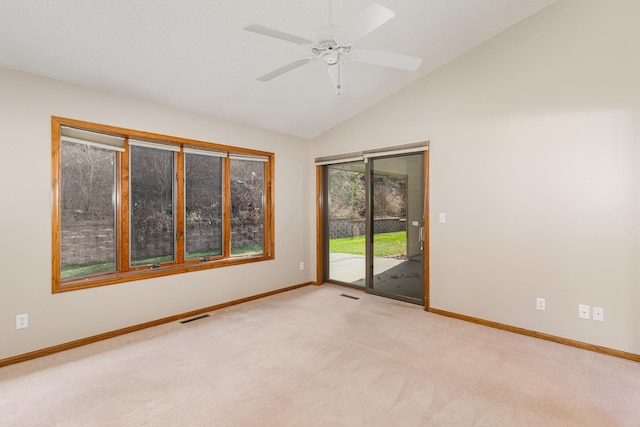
[312,0,640,354]
[0,68,313,360]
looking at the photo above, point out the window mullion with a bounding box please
[223,155,231,259]
[176,150,185,265]
[120,139,131,272]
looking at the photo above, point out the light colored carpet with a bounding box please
[1,284,639,426]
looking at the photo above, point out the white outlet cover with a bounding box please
[593,307,604,321]
[16,313,28,329]
[536,297,546,311]
[578,304,590,319]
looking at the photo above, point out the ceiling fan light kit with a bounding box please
[244,2,423,95]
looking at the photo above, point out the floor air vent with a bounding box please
[340,293,360,300]
[180,314,210,324]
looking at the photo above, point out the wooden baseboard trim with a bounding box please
[428,307,640,363]
[0,282,312,368]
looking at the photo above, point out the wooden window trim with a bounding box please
[52,116,274,293]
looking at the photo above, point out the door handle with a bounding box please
[419,226,424,251]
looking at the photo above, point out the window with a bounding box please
[230,155,267,256]
[52,117,274,292]
[184,148,224,260]
[129,141,178,267]
[59,133,119,279]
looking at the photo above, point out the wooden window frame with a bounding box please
[51,116,275,293]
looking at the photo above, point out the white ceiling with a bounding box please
[0,0,557,139]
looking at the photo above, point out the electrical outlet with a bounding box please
[593,307,604,322]
[299,262,304,271]
[16,313,28,329]
[536,297,546,311]
[578,304,590,319]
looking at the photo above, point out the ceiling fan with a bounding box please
[244,2,423,94]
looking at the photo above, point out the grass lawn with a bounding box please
[330,231,406,257]
[61,261,116,280]
[231,244,264,256]
[185,249,223,260]
[62,244,264,279]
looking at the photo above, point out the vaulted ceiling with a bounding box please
[0,0,557,138]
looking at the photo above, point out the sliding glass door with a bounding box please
[323,151,426,305]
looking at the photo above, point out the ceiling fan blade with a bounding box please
[244,24,313,46]
[334,3,395,47]
[350,48,422,71]
[257,58,316,81]
[326,60,347,95]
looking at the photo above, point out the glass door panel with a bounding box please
[327,161,367,286]
[369,154,424,302]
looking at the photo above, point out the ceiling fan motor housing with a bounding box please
[312,26,340,49]
[311,26,350,66]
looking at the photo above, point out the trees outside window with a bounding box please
[230,157,265,256]
[129,144,176,267]
[60,141,117,279]
[184,152,223,260]
[328,166,406,220]
[328,166,366,219]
